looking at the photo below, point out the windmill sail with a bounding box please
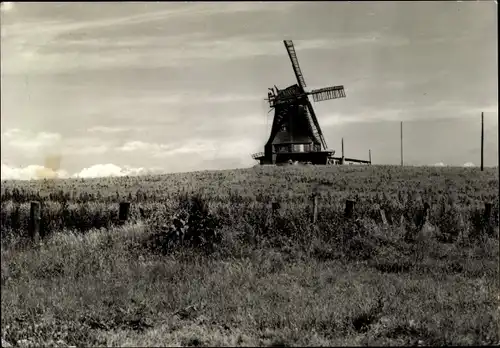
[304,99,328,150]
[284,40,307,89]
[311,85,346,102]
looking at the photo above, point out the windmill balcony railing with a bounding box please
[252,152,265,159]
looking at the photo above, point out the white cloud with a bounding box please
[73,164,150,178]
[3,129,62,152]
[1,161,163,180]
[153,140,217,158]
[463,162,475,167]
[117,139,212,157]
[2,129,110,156]
[117,137,261,160]
[118,141,172,153]
[1,161,69,180]
[433,162,446,167]
[87,126,129,134]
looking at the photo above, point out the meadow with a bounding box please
[1,165,499,347]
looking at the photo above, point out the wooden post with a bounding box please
[341,138,345,165]
[271,202,281,217]
[380,209,388,225]
[311,194,318,224]
[369,149,372,165]
[29,201,41,242]
[481,112,484,171]
[416,203,430,231]
[11,203,21,231]
[345,200,355,219]
[483,202,492,234]
[119,202,130,224]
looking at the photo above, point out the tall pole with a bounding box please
[369,149,372,164]
[400,121,404,167]
[340,138,345,165]
[481,112,484,171]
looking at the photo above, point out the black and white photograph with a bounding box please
[1,1,498,346]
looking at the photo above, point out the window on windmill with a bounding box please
[275,144,290,153]
[293,144,305,152]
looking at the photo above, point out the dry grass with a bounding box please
[1,165,499,346]
[1,222,498,347]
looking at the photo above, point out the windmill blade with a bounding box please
[305,100,328,150]
[310,85,346,102]
[283,40,307,90]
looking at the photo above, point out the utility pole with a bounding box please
[481,112,484,171]
[341,137,345,165]
[400,121,404,167]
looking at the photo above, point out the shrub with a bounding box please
[146,193,222,255]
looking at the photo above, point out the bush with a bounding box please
[146,193,222,255]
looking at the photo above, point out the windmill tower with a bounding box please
[252,40,370,165]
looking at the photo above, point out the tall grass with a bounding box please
[1,165,498,346]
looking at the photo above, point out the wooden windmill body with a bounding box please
[252,40,370,165]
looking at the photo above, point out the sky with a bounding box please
[1,1,498,180]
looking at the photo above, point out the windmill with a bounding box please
[252,40,371,165]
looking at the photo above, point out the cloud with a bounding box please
[117,141,171,153]
[433,162,446,167]
[117,139,218,159]
[1,161,163,180]
[73,164,151,178]
[2,129,62,152]
[116,137,262,160]
[1,2,300,74]
[4,3,292,38]
[1,161,69,180]
[463,162,475,167]
[318,102,499,127]
[2,25,410,75]
[87,126,129,134]
[1,129,110,156]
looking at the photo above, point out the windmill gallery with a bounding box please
[252,40,371,166]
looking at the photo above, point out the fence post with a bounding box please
[12,203,21,232]
[271,202,281,217]
[29,201,41,243]
[483,202,493,235]
[416,202,430,231]
[379,209,388,225]
[119,202,130,225]
[345,200,355,219]
[311,194,318,224]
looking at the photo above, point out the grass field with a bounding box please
[1,165,499,347]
